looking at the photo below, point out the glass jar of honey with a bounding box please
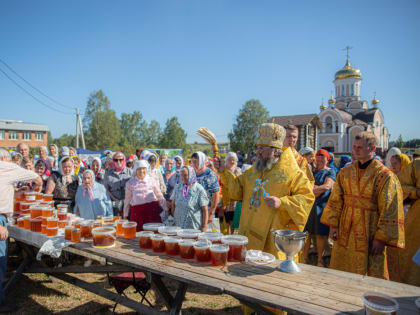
[150,234,166,253]
[193,240,211,263]
[58,220,67,228]
[143,222,165,233]
[19,202,32,215]
[73,219,83,229]
[177,229,201,239]
[103,216,114,224]
[46,227,58,237]
[115,219,128,237]
[164,237,180,256]
[30,217,42,233]
[178,239,195,259]
[92,220,102,229]
[71,228,81,242]
[41,225,47,235]
[24,191,37,202]
[221,235,248,262]
[41,207,54,218]
[112,216,121,222]
[64,226,73,241]
[157,226,181,236]
[198,232,224,244]
[17,217,24,228]
[29,205,43,219]
[14,196,23,214]
[46,217,58,228]
[122,221,137,239]
[57,210,67,221]
[23,215,31,230]
[57,204,68,212]
[210,244,229,266]
[80,220,93,239]
[138,231,154,249]
[42,193,53,202]
[92,227,116,248]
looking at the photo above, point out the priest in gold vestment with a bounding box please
[321,131,404,279]
[283,124,315,186]
[395,151,420,286]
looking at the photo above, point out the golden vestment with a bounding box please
[225,147,315,259]
[291,148,315,186]
[321,159,405,279]
[393,158,420,286]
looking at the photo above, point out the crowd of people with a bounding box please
[0,124,419,312]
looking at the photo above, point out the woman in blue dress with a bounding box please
[303,149,336,267]
[171,166,209,231]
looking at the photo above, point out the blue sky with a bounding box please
[1,0,419,143]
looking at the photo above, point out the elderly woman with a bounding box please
[91,157,105,183]
[390,153,410,174]
[34,159,50,192]
[171,166,209,231]
[104,152,133,216]
[45,156,80,211]
[123,160,166,231]
[74,170,112,219]
[303,149,336,267]
[299,147,315,171]
[49,144,59,171]
[39,146,48,160]
[11,152,23,166]
[147,153,166,195]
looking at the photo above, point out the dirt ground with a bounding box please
[5,240,328,314]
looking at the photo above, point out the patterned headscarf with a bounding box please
[82,169,95,201]
[194,151,207,170]
[181,166,197,198]
[59,156,75,186]
[112,152,126,172]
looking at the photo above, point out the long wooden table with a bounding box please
[6,225,420,314]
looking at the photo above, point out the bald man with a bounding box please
[16,142,30,158]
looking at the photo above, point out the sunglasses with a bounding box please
[113,158,124,162]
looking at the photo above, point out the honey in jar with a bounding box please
[64,226,73,241]
[58,211,67,221]
[41,225,47,235]
[57,204,68,211]
[73,219,82,229]
[221,235,248,262]
[103,216,114,224]
[46,227,58,237]
[92,227,116,248]
[46,217,58,228]
[80,221,93,239]
[92,220,102,229]
[193,240,211,263]
[210,244,229,266]
[23,216,31,230]
[138,231,154,249]
[112,216,121,222]
[43,193,53,201]
[17,217,24,228]
[19,202,32,214]
[178,239,195,259]
[41,217,47,225]
[150,234,166,252]
[24,191,37,202]
[58,220,67,228]
[30,217,42,233]
[30,205,43,219]
[122,221,137,239]
[71,228,81,242]
[14,196,23,213]
[164,237,180,256]
[42,207,54,218]
[115,219,128,237]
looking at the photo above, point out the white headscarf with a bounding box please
[226,152,238,162]
[194,151,207,170]
[91,157,102,172]
[385,147,402,169]
[132,160,150,177]
[140,150,153,161]
[59,156,75,185]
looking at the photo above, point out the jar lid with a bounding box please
[177,229,201,238]
[164,236,180,244]
[92,227,116,236]
[221,235,248,245]
[150,234,166,241]
[30,217,42,222]
[178,238,195,246]
[116,219,128,224]
[138,231,154,237]
[193,240,211,250]
[64,225,74,230]
[43,193,53,197]
[158,226,181,235]
[57,204,68,208]
[81,220,94,226]
[361,292,399,312]
[122,221,137,228]
[24,192,37,195]
[47,217,58,221]
[103,223,116,228]
[198,232,223,241]
[103,216,114,222]
[143,222,165,231]
[210,244,229,253]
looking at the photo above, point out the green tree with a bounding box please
[159,117,187,149]
[52,134,77,148]
[228,99,270,154]
[396,134,404,149]
[83,90,121,150]
[144,120,162,147]
[119,111,147,153]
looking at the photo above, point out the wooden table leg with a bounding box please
[169,282,188,315]
[4,255,32,295]
[152,274,188,315]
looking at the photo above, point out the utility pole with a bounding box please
[75,107,86,149]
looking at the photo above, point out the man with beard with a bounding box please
[283,125,315,185]
[215,123,314,257]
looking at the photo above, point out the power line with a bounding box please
[0,67,74,115]
[0,58,75,111]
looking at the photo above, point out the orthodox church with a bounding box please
[318,57,389,154]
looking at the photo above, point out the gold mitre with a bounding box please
[256,123,285,149]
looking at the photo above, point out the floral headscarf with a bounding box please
[181,166,197,198]
[82,169,95,201]
[59,156,75,185]
[193,151,207,170]
[112,152,126,172]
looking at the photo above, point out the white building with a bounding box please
[318,58,389,154]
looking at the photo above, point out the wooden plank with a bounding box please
[152,274,174,311]
[25,264,137,274]
[50,273,165,315]
[169,282,188,315]
[4,255,32,295]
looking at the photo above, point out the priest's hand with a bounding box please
[0,226,8,241]
[264,196,280,209]
[330,227,339,241]
[371,240,385,255]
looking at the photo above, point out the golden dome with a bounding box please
[371,96,379,105]
[320,103,326,110]
[334,58,362,80]
[328,95,336,104]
